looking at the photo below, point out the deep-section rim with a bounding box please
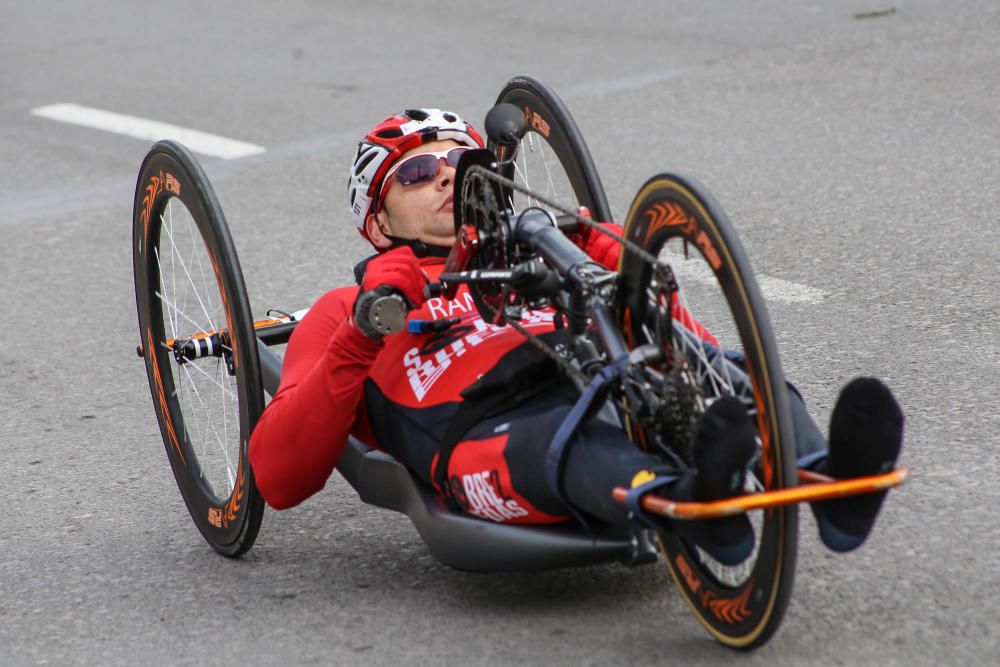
[132,140,264,557]
[617,172,798,649]
[490,74,613,223]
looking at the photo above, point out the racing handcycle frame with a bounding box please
[132,75,906,650]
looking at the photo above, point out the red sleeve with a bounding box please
[248,286,382,510]
[579,222,624,271]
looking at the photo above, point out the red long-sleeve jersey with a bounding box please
[248,227,713,510]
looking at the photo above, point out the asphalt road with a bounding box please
[2,1,999,665]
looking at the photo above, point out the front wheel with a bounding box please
[617,173,798,649]
[132,140,265,557]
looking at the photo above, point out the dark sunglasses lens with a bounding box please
[395,148,470,186]
[446,147,470,166]
[395,155,439,185]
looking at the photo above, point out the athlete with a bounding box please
[248,108,904,564]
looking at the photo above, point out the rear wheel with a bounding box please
[490,75,612,222]
[617,173,797,649]
[132,140,265,557]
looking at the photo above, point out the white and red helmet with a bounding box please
[348,108,484,239]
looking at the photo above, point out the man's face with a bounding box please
[366,139,461,249]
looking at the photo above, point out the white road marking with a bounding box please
[666,247,827,305]
[755,274,827,304]
[30,103,266,159]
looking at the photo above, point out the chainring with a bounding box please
[459,167,518,324]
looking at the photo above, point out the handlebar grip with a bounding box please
[514,210,590,274]
[366,292,409,336]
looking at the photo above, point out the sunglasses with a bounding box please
[379,147,471,202]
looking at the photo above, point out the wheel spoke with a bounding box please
[185,199,219,333]
[179,360,236,495]
[160,210,219,334]
[536,138,559,202]
[155,289,215,341]
[155,247,178,343]
[175,354,238,401]
[156,204,239,501]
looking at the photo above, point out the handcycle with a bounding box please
[131,75,907,650]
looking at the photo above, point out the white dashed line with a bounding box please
[666,248,827,305]
[31,103,266,159]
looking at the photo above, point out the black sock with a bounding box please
[657,397,756,565]
[812,377,904,552]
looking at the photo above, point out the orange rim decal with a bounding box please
[676,553,752,624]
[141,171,165,245]
[674,553,701,594]
[148,328,185,465]
[708,580,754,624]
[642,201,695,244]
[222,462,245,527]
[165,172,181,196]
[642,201,722,271]
[522,105,551,138]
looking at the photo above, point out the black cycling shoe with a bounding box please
[661,396,757,566]
[811,377,904,552]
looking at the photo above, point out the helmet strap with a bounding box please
[382,232,451,258]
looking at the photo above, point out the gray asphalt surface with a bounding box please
[2,1,999,665]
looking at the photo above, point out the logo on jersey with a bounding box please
[449,469,529,523]
[402,309,553,402]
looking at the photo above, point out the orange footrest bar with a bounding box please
[611,466,910,520]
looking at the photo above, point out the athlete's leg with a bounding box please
[788,383,829,465]
[446,390,758,565]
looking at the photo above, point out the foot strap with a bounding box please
[544,354,631,508]
[623,475,683,529]
[797,450,828,470]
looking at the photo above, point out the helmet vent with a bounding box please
[404,109,429,121]
[443,112,457,122]
[354,149,378,174]
[375,128,403,139]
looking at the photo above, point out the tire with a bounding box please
[490,75,613,222]
[132,140,265,557]
[617,173,798,649]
